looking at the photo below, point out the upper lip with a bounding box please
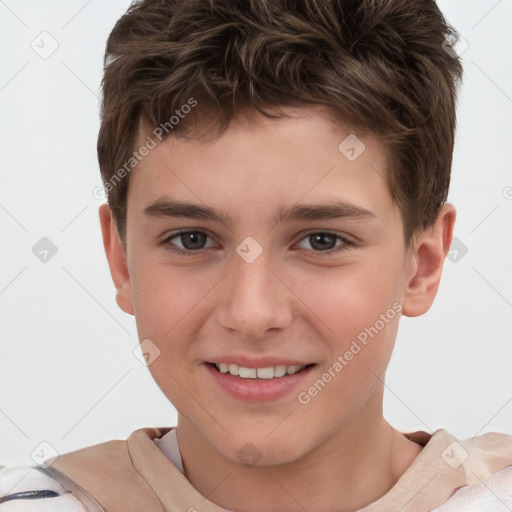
[206,356,314,368]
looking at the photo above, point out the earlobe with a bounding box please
[401,203,456,317]
[98,203,135,316]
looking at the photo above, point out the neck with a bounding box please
[175,393,423,511]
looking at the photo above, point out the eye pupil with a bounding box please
[182,231,206,250]
[310,233,336,251]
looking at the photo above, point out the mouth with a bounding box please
[204,361,317,402]
[207,362,315,379]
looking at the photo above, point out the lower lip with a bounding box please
[204,363,315,403]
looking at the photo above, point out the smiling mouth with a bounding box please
[207,362,316,379]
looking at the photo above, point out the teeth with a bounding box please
[256,367,274,379]
[239,366,257,378]
[286,364,303,375]
[274,365,287,377]
[214,363,306,379]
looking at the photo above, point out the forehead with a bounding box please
[128,105,394,226]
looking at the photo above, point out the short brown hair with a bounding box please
[97,0,464,246]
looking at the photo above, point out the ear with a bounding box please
[98,203,134,316]
[401,203,456,317]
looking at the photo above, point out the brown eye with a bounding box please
[296,231,353,256]
[308,233,338,251]
[162,230,215,256]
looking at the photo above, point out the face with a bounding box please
[116,106,419,465]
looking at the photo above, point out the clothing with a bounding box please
[1,427,512,511]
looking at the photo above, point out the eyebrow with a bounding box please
[142,198,377,226]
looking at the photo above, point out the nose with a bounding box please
[217,245,294,340]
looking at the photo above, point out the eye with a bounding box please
[295,231,353,256]
[161,229,354,257]
[162,230,216,256]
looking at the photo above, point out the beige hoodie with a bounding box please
[2,427,512,511]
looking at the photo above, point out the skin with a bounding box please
[99,105,456,511]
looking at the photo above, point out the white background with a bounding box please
[0,0,511,466]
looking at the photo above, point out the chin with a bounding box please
[220,432,311,468]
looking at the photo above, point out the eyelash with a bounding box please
[161,230,354,257]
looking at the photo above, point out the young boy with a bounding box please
[1,0,511,510]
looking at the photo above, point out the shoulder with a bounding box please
[0,465,89,511]
[430,430,512,511]
[432,464,512,511]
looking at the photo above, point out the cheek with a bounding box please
[292,261,402,393]
[129,263,209,410]
[293,259,403,335]
[130,261,213,337]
